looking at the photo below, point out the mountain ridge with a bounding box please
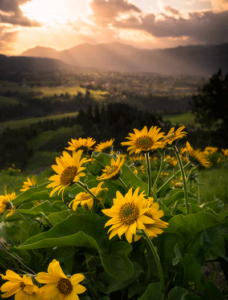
[13,42,228,75]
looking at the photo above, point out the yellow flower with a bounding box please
[121,126,165,155]
[102,187,154,243]
[139,165,145,173]
[69,182,108,210]
[186,142,211,168]
[18,169,21,173]
[171,179,183,189]
[0,270,40,299]
[47,150,90,198]
[162,126,187,146]
[0,189,16,215]
[222,149,228,156]
[97,155,126,180]
[133,168,138,175]
[204,146,218,155]
[36,259,86,300]
[161,172,169,176]
[129,154,146,162]
[94,138,115,153]
[135,197,168,241]
[65,137,96,152]
[20,176,37,192]
[165,155,178,167]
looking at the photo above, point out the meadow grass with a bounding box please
[200,166,228,204]
[0,112,79,130]
[32,85,109,100]
[163,112,197,127]
[0,95,19,107]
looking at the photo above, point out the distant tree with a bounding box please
[189,69,228,132]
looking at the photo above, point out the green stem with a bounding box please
[145,153,152,197]
[118,178,128,192]
[0,241,36,275]
[141,229,165,294]
[198,173,201,205]
[85,278,100,300]
[172,200,179,215]
[152,152,164,193]
[157,162,191,194]
[174,146,189,215]
[100,203,105,209]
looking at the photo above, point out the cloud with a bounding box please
[89,0,141,24]
[104,9,228,45]
[210,0,228,11]
[164,5,180,15]
[0,0,40,26]
[0,26,18,54]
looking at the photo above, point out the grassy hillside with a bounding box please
[0,81,108,100]
[163,112,197,127]
[1,112,79,130]
[32,85,108,100]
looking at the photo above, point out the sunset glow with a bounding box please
[20,0,92,25]
[0,0,227,56]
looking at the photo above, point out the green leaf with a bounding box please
[164,211,228,243]
[13,183,49,206]
[205,208,228,223]
[153,233,185,266]
[97,262,143,294]
[167,286,200,300]
[16,201,60,216]
[202,282,226,300]
[202,227,227,260]
[17,214,133,281]
[180,254,202,290]
[201,200,224,214]
[138,282,164,300]
[47,211,72,226]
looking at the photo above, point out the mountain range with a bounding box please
[8,42,228,75]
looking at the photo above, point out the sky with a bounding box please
[0,0,228,55]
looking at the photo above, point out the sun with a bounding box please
[19,0,92,26]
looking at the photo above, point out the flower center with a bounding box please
[20,282,25,290]
[57,278,73,295]
[106,165,118,176]
[119,203,139,225]
[81,194,92,201]
[60,166,78,185]
[135,136,154,150]
[20,282,34,295]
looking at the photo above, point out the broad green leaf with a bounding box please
[164,211,228,242]
[0,221,40,245]
[201,200,224,214]
[202,282,226,300]
[138,282,164,300]
[167,286,200,300]
[97,262,143,294]
[180,254,202,290]
[13,183,49,206]
[47,211,72,226]
[205,208,228,223]
[16,201,60,216]
[17,214,133,281]
[202,227,227,260]
[154,233,185,266]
